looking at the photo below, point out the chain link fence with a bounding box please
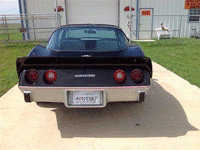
[0,14,61,43]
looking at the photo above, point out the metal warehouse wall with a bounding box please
[27,0,66,40]
[119,0,137,40]
[119,0,200,40]
[26,0,66,25]
[138,0,200,39]
[19,0,200,40]
[139,0,187,15]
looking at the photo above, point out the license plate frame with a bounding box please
[65,89,106,108]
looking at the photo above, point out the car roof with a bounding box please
[59,24,122,30]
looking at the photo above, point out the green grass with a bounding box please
[0,24,23,41]
[0,43,39,97]
[0,33,23,41]
[133,38,200,88]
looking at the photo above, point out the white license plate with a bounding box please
[69,91,102,105]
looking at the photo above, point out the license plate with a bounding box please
[69,91,103,106]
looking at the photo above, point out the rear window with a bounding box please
[47,27,128,51]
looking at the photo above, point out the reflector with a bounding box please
[131,69,143,82]
[45,70,57,83]
[113,69,126,83]
[26,69,39,82]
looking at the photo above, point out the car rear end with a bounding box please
[17,57,152,108]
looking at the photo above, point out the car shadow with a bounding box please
[37,79,198,138]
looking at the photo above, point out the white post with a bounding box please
[56,0,59,27]
[129,0,132,40]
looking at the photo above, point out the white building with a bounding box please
[19,0,200,40]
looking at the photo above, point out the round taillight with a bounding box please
[113,69,126,83]
[45,70,57,83]
[26,69,39,82]
[131,69,143,82]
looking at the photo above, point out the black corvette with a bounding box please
[16,24,152,108]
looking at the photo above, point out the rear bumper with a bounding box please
[19,86,151,108]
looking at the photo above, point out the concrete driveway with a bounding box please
[1,62,200,149]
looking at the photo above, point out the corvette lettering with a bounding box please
[75,74,96,77]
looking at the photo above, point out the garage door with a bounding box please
[66,0,119,26]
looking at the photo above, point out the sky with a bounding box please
[0,0,19,15]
